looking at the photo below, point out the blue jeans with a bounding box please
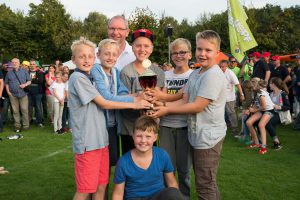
[28,94,43,124]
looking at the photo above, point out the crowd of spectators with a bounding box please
[0,58,70,134]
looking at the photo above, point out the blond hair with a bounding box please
[196,30,221,50]
[71,37,96,56]
[170,38,191,51]
[98,39,119,52]
[133,116,158,134]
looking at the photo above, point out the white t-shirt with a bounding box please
[160,69,193,128]
[224,68,239,102]
[259,89,274,111]
[51,82,65,102]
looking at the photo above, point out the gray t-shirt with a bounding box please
[68,72,108,154]
[120,63,165,135]
[184,65,227,149]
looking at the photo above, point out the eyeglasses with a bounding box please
[108,27,128,32]
[171,51,189,57]
[230,61,237,63]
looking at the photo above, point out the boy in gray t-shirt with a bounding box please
[69,37,150,200]
[150,30,227,200]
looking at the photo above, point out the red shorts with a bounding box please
[74,146,109,193]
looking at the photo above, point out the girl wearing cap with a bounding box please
[120,29,165,154]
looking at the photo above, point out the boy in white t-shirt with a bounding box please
[148,38,193,198]
[51,71,66,133]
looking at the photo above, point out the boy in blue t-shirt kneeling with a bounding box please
[112,116,183,200]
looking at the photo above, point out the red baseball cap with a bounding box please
[132,29,154,43]
[252,52,261,58]
[262,52,271,58]
[271,55,280,61]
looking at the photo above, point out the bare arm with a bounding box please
[45,73,54,86]
[93,95,151,110]
[164,172,179,189]
[5,85,11,96]
[259,96,267,111]
[19,81,31,89]
[112,183,125,200]
[265,71,271,82]
[147,87,184,102]
[236,84,245,101]
[150,95,210,118]
[0,79,4,97]
[283,75,291,84]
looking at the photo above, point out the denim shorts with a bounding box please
[261,110,274,117]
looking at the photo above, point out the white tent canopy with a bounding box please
[62,60,76,70]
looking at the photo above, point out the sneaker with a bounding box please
[56,130,63,134]
[258,147,268,154]
[38,123,45,128]
[15,129,21,133]
[60,128,68,133]
[272,142,282,150]
[246,143,261,148]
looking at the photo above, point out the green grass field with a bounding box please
[0,123,299,200]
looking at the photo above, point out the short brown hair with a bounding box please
[133,116,158,134]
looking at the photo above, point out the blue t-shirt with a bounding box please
[114,147,174,199]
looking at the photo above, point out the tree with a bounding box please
[27,0,73,63]
[0,4,27,59]
[83,12,108,44]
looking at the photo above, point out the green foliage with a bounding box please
[83,12,108,44]
[27,0,73,63]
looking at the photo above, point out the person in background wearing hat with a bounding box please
[5,58,31,133]
[28,59,45,127]
[251,52,271,82]
[120,28,165,155]
[21,60,30,72]
[262,52,271,65]
[270,55,291,84]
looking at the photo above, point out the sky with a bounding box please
[1,0,298,23]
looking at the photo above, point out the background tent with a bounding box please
[63,60,76,70]
[216,52,229,63]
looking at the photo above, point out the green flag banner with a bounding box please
[228,0,257,62]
